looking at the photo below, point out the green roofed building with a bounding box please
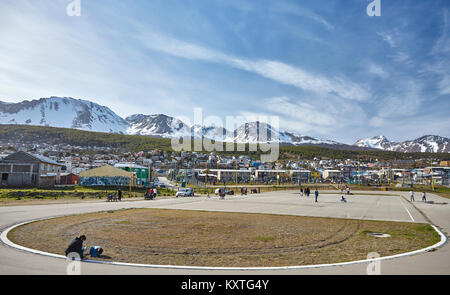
[114,163,149,185]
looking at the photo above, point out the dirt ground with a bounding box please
[8,208,440,267]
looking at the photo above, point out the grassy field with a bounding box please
[8,208,440,267]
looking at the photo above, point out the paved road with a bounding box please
[0,190,448,275]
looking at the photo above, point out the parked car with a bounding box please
[214,188,234,195]
[176,188,194,197]
[159,183,167,188]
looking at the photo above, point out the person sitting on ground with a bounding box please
[341,195,347,203]
[422,191,427,202]
[65,235,86,259]
[89,246,103,258]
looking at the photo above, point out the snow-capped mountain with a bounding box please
[191,124,228,140]
[0,97,129,133]
[281,131,341,146]
[125,114,190,138]
[1,97,448,153]
[354,135,450,153]
[222,121,341,146]
[354,135,392,150]
[226,121,280,143]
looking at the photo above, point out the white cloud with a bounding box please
[239,95,367,140]
[377,32,397,48]
[137,32,369,101]
[426,9,450,96]
[273,3,335,31]
[263,97,335,127]
[368,63,389,79]
[431,9,450,55]
[370,80,423,122]
[391,52,410,63]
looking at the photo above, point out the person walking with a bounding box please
[410,190,415,202]
[117,189,122,201]
[153,187,158,198]
[65,235,86,259]
[422,191,427,202]
[300,188,304,197]
[314,188,319,203]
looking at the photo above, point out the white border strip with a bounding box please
[400,198,415,222]
[1,217,447,271]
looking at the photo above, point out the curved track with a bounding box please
[0,190,449,274]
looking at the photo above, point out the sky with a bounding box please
[0,0,449,144]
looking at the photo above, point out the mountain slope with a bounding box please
[125,114,190,138]
[0,97,129,133]
[354,135,392,150]
[1,97,448,153]
[354,135,450,153]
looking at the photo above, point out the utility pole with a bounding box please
[357,157,360,185]
[388,162,391,186]
[431,159,435,191]
[235,160,237,186]
[129,154,132,197]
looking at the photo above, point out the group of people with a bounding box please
[107,189,122,202]
[240,187,248,195]
[146,187,158,199]
[65,235,103,260]
[301,187,349,204]
[300,187,311,197]
[300,187,320,203]
[410,191,427,202]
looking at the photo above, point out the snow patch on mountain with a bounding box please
[354,135,450,153]
[0,97,129,133]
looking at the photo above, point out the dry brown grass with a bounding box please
[8,208,440,267]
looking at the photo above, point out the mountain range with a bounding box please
[354,135,450,153]
[1,97,449,153]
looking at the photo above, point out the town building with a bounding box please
[79,165,135,186]
[0,151,63,186]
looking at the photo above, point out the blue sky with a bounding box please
[0,0,449,144]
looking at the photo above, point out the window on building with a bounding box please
[41,163,45,171]
[47,165,50,172]
[52,166,55,172]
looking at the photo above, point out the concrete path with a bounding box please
[0,190,448,275]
